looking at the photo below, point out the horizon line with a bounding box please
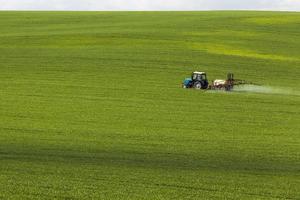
[0,9,299,12]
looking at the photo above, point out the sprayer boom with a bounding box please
[209,73,257,91]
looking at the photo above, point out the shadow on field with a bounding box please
[1,145,298,174]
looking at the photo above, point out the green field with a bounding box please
[0,11,300,199]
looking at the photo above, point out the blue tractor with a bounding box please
[182,71,209,89]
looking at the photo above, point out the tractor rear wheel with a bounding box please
[194,82,202,89]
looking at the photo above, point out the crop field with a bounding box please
[0,11,300,199]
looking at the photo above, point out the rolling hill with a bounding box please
[0,11,299,199]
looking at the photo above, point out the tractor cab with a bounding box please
[192,72,207,82]
[182,71,209,89]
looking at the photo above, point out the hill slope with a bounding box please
[0,11,299,199]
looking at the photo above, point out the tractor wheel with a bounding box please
[194,82,202,90]
[225,85,233,91]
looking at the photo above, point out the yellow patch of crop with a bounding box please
[186,30,263,38]
[190,42,299,62]
[245,16,300,25]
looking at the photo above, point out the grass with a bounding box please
[0,11,300,199]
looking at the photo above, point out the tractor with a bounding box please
[183,72,255,91]
[182,72,209,89]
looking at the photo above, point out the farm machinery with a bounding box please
[182,72,254,91]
